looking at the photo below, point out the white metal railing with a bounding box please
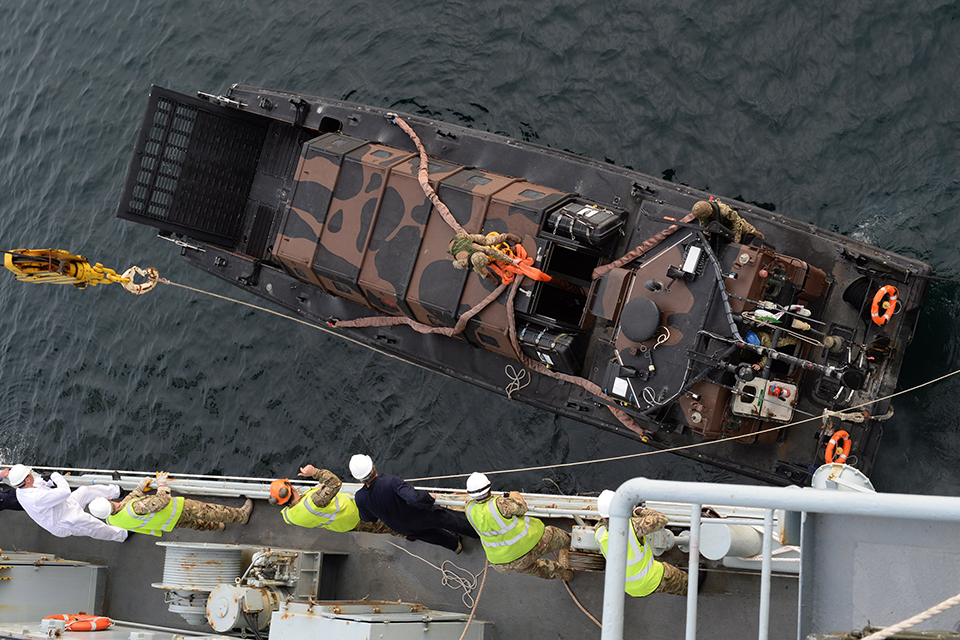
[599,477,960,640]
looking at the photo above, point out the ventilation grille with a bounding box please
[117,86,268,247]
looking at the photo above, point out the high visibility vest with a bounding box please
[466,498,545,564]
[107,497,185,537]
[281,488,360,532]
[596,524,665,597]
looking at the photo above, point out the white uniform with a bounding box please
[16,472,128,543]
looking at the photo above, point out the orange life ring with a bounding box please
[44,614,113,631]
[870,285,898,326]
[824,430,852,464]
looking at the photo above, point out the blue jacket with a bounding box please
[0,488,23,511]
[356,474,469,537]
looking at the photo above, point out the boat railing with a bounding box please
[599,477,960,640]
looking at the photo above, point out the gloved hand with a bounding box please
[156,471,169,488]
[136,476,153,492]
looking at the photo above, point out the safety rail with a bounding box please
[54,469,776,524]
[599,477,960,640]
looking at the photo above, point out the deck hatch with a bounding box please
[116,86,268,247]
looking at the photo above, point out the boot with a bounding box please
[240,498,253,524]
[562,569,574,582]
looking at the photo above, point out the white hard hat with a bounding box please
[6,464,32,488]
[88,497,113,520]
[349,454,375,481]
[597,490,615,518]
[466,472,491,499]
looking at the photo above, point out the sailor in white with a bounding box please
[3,465,127,543]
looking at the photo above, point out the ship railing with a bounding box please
[599,477,960,640]
[57,468,776,524]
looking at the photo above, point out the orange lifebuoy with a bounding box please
[43,614,113,631]
[870,285,898,326]
[824,430,852,464]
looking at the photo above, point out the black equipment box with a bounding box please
[518,323,584,374]
[544,201,624,247]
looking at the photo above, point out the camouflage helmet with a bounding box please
[692,200,716,220]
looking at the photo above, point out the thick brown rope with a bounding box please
[333,283,507,335]
[592,213,696,280]
[391,115,467,236]
[503,277,650,440]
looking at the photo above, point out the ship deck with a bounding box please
[0,493,798,640]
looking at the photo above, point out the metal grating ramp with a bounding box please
[116,86,268,247]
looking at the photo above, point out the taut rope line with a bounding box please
[155,277,960,484]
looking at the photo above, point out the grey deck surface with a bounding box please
[800,512,960,638]
[0,497,798,640]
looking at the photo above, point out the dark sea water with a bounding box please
[1,0,959,496]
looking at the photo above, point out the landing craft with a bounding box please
[110,85,930,485]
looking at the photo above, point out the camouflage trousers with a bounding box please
[353,519,409,539]
[492,526,571,580]
[176,499,247,532]
[654,561,688,596]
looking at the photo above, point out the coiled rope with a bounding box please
[384,540,489,640]
[384,540,484,609]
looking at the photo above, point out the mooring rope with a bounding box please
[154,276,960,484]
[384,540,486,610]
[860,591,960,640]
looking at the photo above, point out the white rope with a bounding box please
[861,591,960,640]
[384,540,482,608]
[144,276,960,485]
[504,365,531,400]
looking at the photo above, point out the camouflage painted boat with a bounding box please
[116,85,930,485]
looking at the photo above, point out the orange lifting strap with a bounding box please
[488,244,551,284]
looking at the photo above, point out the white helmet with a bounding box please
[6,464,32,488]
[466,472,491,500]
[349,454,375,481]
[88,497,114,520]
[597,490,615,518]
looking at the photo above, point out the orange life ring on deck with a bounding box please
[824,430,852,464]
[870,285,898,326]
[44,614,113,631]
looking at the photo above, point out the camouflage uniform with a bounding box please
[488,495,572,580]
[751,330,800,371]
[115,486,246,532]
[448,232,522,282]
[691,200,762,243]
[630,506,687,596]
[295,468,400,536]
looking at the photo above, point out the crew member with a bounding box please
[2,464,127,542]
[595,490,687,596]
[464,472,573,581]
[350,454,478,553]
[88,472,252,536]
[448,232,522,283]
[271,464,399,535]
[691,200,763,243]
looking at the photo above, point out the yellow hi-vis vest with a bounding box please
[281,488,360,532]
[466,497,545,564]
[107,497,185,537]
[596,523,665,597]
